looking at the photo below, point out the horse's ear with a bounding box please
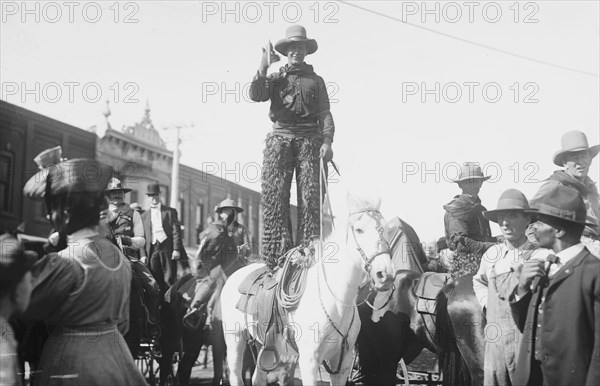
[346,190,381,214]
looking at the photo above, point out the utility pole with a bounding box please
[168,122,194,209]
[170,124,181,209]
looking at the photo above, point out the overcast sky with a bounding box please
[2,0,599,242]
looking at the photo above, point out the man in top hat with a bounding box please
[101,178,161,357]
[472,189,549,386]
[510,185,599,386]
[141,183,188,292]
[249,24,335,269]
[444,162,498,278]
[530,130,600,255]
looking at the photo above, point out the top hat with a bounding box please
[146,183,161,196]
[216,198,243,213]
[452,162,491,183]
[23,159,113,200]
[274,25,318,56]
[552,130,600,166]
[483,189,532,223]
[525,185,592,226]
[104,177,132,193]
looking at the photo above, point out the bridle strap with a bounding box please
[348,210,391,275]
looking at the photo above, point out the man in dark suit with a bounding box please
[510,185,599,386]
[141,183,188,292]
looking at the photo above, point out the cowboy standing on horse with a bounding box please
[529,130,600,257]
[443,163,498,278]
[472,189,549,386]
[250,25,335,269]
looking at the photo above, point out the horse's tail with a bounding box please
[434,281,472,386]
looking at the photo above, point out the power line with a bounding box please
[338,1,600,78]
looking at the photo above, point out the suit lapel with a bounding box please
[547,250,588,293]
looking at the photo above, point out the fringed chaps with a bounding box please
[261,133,322,269]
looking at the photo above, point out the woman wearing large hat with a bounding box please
[21,156,147,385]
[443,162,498,278]
[249,25,335,269]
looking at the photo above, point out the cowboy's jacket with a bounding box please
[250,63,335,142]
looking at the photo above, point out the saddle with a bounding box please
[235,243,317,375]
[414,272,451,315]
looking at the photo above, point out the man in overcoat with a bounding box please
[141,183,188,292]
[510,185,599,386]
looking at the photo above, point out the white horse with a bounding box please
[221,194,396,385]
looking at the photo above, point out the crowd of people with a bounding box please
[1,23,599,386]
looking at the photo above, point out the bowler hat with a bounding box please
[552,130,600,166]
[483,189,532,223]
[105,177,132,193]
[23,159,113,200]
[146,183,161,196]
[452,162,491,183]
[274,25,318,56]
[525,185,593,226]
[216,198,243,213]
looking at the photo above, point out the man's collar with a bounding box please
[67,226,99,243]
[555,243,585,265]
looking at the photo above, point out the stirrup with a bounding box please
[256,347,280,372]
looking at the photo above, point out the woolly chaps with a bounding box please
[261,134,322,269]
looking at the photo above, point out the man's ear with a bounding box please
[555,226,567,239]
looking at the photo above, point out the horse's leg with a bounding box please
[210,321,226,386]
[158,299,180,386]
[297,353,318,386]
[223,327,246,386]
[178,326,205,386]
[329,344,356,386]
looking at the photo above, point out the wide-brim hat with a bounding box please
[104,177,132,193]
[146,183,161,196]
[23,159,113,200]
[552,130,600,166]
[216,198,243,213]
[483,189,532,223]
[452,162,491,183]
[274,25,318,56]
[524,185,593,226]
[33,146,62,170]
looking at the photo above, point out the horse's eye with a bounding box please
[355,228,364,235]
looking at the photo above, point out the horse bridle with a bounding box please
[348,209,392,277]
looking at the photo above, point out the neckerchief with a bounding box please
[279,62,315,77]
[443,194,487,221]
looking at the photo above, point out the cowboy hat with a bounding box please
[483,189,533,223]
[146,183,161,196]
[104,177,132,194]
[274,25,318,56]
[216,198,243,213]
[525,185,593,226]
[552,130,600,166]
[452,162,491,183]
[33,146,62,170]
[23,158,113,200]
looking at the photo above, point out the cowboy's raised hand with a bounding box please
[172,250,181,261]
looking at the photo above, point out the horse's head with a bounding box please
[346,193,395,291]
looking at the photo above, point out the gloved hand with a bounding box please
[120,236,132,246]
